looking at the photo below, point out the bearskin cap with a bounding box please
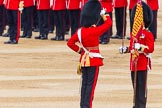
[131,1,153,29]
[80,0,102,27]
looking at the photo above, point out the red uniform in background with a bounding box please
[20,0,35,38]
[0,0,3,4]
[35,0,50,40]
[146,0,159,10]
[146,0,159,40]
[51,0,66,10]
[101,0,113,12]
[114,0,127,7]
[51,0,66,41]
[37,0,50,10]
[4,0,22,44]
[67,0,81,37]
[129,0,138,9]
[23,0,34,7]
[67,0,81,10]
[100,0,113,44]
[111,0,127,39]
[5,0,21,10]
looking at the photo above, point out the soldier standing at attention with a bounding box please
[20,0,34,38]
[66,0,81,37]
[51,0,66,41]
[111,0,127,39]
[100,0,113,44]
[146,0,159,41]
[35,0,50,40]
[4,0,23,44]
[119,2,154,108]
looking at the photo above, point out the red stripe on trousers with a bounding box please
[16,11,20,42]
[89,66,99,108]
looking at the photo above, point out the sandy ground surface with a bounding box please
[0,6,162,108]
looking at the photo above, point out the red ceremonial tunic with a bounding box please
[101,0,113,12]
[5,0,22,10]
[67,0,81,10]
[146,0,159,10]
[67,16,112,67]
[37,0,50,10]
[51,0,66,10]
[23,0,34,7]
[0,0,3,5]
[129,0,138,9]
[129,29,154,71]
[114,0,127,7]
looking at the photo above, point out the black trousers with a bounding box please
[38,10,49,36]
[0,5,4,34]
[80,66,99,108]
[69,9,80,36]
[129,9,132,32]
[149,10,157,40]
[33,5,39,29]
[100,12,112,43]
[114,7,127,37]
[22,6,33,36]
[54,10,65,37]
[131,70,147,108]
[49,9,55,31]
[7,10,20,42]
[65,9,70,32]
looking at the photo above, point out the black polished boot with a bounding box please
[4,40,18,44]
[51,36,59,41]
[35,35,42,39]
[41,34,48,40]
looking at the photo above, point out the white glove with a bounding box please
[134,43,141,50]
[119,46,128,54]
[18,1,24,11]
[100,8,106,16]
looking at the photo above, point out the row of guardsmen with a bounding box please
[0,0,159,44]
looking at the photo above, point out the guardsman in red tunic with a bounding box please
[67,0,112,107]
[51,0,66,41]
[20,0,35,38]
[119,2,154,108]
[66,0,81,37]
[0,0,4,36]
[129,0,138,31]
[4,0,22,44]
[48,0,55,33]
[111,0,127,39]
[146,0,159,41]
[100,0,113,44]
[35,0,50,40]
